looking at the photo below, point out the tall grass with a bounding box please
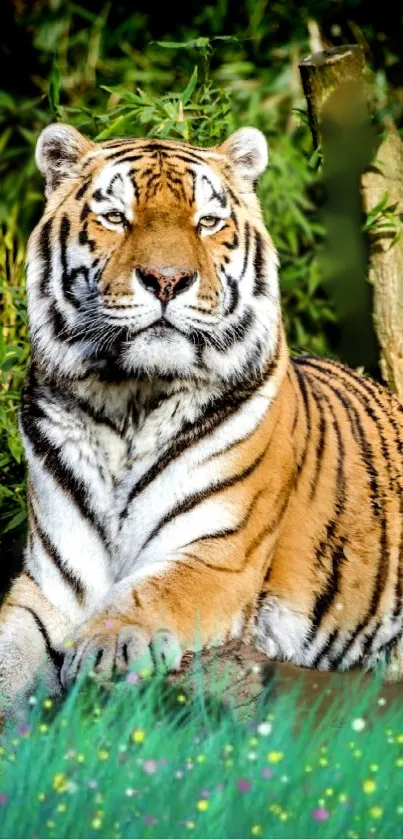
[0,663,402,839]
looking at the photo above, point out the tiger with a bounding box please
[0,120,402,711]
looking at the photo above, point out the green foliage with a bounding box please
[0,665,402,838]
[0,217,28,541]
[362,191,402,249]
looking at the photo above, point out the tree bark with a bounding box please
[299,45,403,396]
[361,132,403,395]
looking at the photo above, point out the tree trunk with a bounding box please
[299,45,403,396]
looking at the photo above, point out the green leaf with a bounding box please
[48,58,61,115]
[1,508,27,534]
[181,67,198,106]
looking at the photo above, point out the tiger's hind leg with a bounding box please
[382,638,403,682]
[254,595,312,665]
[0,572,73,715]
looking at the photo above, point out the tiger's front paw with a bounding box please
[60,626,183,687]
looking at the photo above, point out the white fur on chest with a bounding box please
[25,375,275,624]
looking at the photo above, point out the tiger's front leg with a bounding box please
[0,573,74,711]
[61,548,263,686]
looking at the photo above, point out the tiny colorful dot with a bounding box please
[197,800,209,811]
[312,808,329,822]
[237,778,252,792]
[267,751,283,764]
[363,779,376,795]
[143,759,158,774]
[352,718,366,732]
[257,722,272,736]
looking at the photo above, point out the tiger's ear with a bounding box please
[219,127,268,183]
[35,123,94,197]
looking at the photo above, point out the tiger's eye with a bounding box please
[103,211,125,225]
[199,216,219,229]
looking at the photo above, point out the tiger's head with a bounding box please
[28,124,281,385]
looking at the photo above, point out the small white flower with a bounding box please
[67,781,78,794]
[257,722,272,736]
[280,775,289,783]
[28,696,37,706]
[351,718,366,732]
[378,697,386,707]
[247,751,257,760]
[125,788,134,797]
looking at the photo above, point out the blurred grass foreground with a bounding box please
[0,661,403,839]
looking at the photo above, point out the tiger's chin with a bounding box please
[110,326,203,382]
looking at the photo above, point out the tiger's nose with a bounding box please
[137,266,197,304]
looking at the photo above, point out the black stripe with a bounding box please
[238,221,250,282]
[46,300,78,343]
[140,441,270,552]
[202,307,255,353]
[247,475,296,563]
[308,384,327,501]
[38,219,52,296]
[21,375,109,548]
[372,624,403,662]
[29,498,85,603]
[253,230,267,296]
[12,604,63,674]
[181,486,268,550]
[121,351,279,521]
[223,273,239,316]
[310,538,347,640]
[292,364,312,475]
[75,178,92,201]
[60,214,72,303]
[226,186,241,207]
[361,619,383,660]
[311,628,339,669]
[201,174,227,208]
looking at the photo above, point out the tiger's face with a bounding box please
[28,124,280,384]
